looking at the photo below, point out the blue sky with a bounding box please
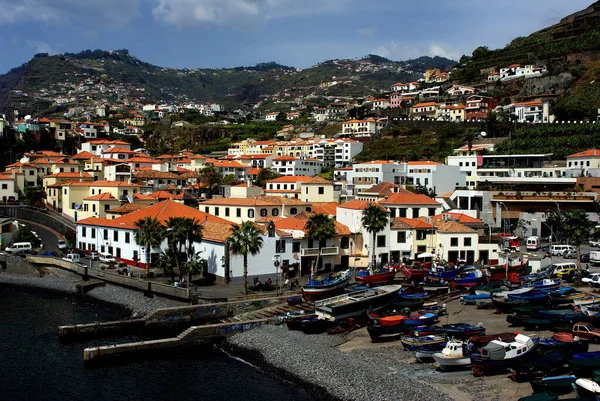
[0,0,594,73]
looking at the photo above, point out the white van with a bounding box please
[99,253,116,263]
[526,236,540,251]
[551,262,577,277]
[550,244,575,256]
[5,242,32,254]
[62,253,80,263]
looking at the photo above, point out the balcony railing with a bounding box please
[301,248,320,256]
[320,247,339,256]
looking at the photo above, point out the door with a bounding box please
[340,255,349,270]
[479,250,489,265]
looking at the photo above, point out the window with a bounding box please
[412,208,419,218]
[248,209,255,218]
[318,187,324,195]
[399,208,407,218]
[236,208,242,218]
[205,207,209,213]
[113,231,118,241]
[376,235,386,247]
[272,208,279,216]
[214,207,219,216]
[260,208,267,217]
[1,184,6,190]
[290,207,297,215]
[464,237,472,246]
[450,237,459,247]
[91,228,96,239]
[340,237,349,249]
[275,239,286,253]
[397,232,406,243]
[225,208,230,217]
[416,230,427,240]
[125,232,130,243]
[292,242,301,253]
[104,230,108,240]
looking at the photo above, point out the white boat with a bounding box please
[491,287,534,300]
[575,378,600,399]
[574,296,600,307]
[581,304,600,317]
[432,340,471,371]
[315,285,402,321]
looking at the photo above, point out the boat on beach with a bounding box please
[355,268,396,285]
[301,269,353,301]
[315,285,402,321]
[530,375,577,396]
[400,334,447,351]
[470,334,539,376]
[432,339,472,371]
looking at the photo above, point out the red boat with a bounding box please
[401,264,429,281]
[355,269,397,285]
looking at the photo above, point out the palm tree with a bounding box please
[134,216,166,277]
[165,217,203,281]
[562,210,595,284]
[362,204,389,270]
[462,130,479,154]
[305,213,337,276]
[226,221,264,295]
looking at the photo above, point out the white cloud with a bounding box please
[26,40,58,55]
[0,0,140,27]
[151,0,346,29]
[373,41,461,61]
[357,26,376,37]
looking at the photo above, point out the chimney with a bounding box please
[247,180,252,188]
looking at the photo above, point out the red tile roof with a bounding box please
[380,193,440,206]
[390,217,433,229]
[567,149,600,158]
[431,213,483,223]
[267,176,312,183]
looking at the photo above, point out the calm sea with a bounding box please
[0,285,313,401]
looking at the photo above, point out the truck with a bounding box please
[590,250,600,265]
[572,322,600,344]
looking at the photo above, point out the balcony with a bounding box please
[321,247,339,256]
[301,248,320,256]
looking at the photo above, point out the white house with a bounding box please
[340,118,384,137]
[265,112,280,121]
[299,176,335,203]
[404,161,466,195]
[199,197,312,224]
[267,156,323,177]
[265,176,312,198]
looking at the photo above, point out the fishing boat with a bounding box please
[400,334,447,351]
[452,269,485,288]
[367,316,409,342]
[301,269,353,301]
[391,297,425,311]
[493,286,534,300]
[400,263,428,282]
[538,332,589,354]
[432,339,472,371]
[403,312,438,326]
[507,292,549,303]
[582,304,600,317]
[435,323,485,339]
[538,309,587,321]
[470,334,539,376]
[315,285,402,321]
[574,378,600,400]
[530,375,577,396]
[468,332,519,350]
[492,298,528,314]
[355,268,396,285]
[473,281,503,296]
[427,264,463,282]
[462,293,491,305]
[509,350,571,382]
[414,341,447,361]
[284,314,335,334]
[526,278,561,291]
[569,351,600,372]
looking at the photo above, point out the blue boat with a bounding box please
[452,269,485,288]
[404,312,438,326]
[414,341,447,361]
[462,293,491,304]
[538,309,586,320]
[530,375,577,395]
[400,334,446,351]
[528,279,561,290]
[427,265,463,282]
[507,292,549,302]
[397,291,430,300]
[569,351,600,371]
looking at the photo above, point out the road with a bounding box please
[20,220,61,255]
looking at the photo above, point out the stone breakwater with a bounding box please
[0,274,185,317]
[226,325,488,401]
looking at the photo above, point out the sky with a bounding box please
[0,0,594,73]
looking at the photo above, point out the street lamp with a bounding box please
[273,254,281,295]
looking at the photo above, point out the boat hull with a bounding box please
[355,270,396,285]
[315,285,401,321]
[301,274,352,301]
[432,354,471,371]
[530,376,577,396]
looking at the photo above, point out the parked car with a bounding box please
[69,248,86,257]
[590,275,600,288]
[88,251,99,261]
[573,322,600,344]
[583,272,600,284]
[590,239,600,247]
[582,253,591,263]
[57,240,68,251]
[98,253,116,264]
[564,249,577,259]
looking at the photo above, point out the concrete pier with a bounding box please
[83,319,269,365]
[75,279,106,295]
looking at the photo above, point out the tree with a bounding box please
[226,221,264,295]
[255,168,280,187]
[14,223,41,247]
[165,217,203,281]
[562,210,595,284]
[23,186,45,207]
[134,216,166,277]
[305,213,337,275]
[462,130,479,154]
[361,204,389,269]
[275,112,287,122]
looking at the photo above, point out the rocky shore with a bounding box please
[226,324,485,401]
[0,274,186,317]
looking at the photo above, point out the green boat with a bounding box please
[518,391,558,401]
